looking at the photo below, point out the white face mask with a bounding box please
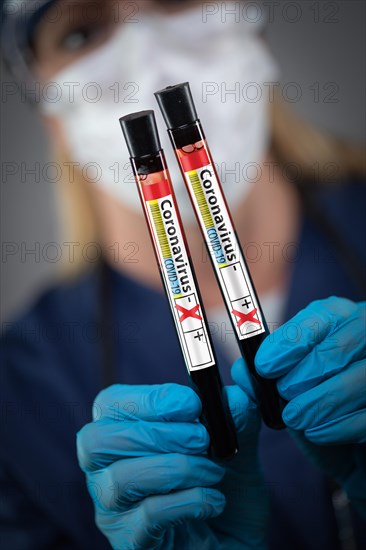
[41,3,279,222]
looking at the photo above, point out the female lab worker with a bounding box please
[1,1,365,549]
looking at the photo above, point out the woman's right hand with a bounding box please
[76,382,268,550]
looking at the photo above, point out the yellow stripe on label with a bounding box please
[149,200,171,259]
[187,170,214,229]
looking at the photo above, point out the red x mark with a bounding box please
[175,303,202,323]
[232,307,261,328]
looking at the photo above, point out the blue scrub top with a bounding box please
[1,181,365,549]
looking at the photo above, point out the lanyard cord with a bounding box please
[98,259,116,388]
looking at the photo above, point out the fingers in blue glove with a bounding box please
[77,383,210,472]
[282,359,366,444]
[230,357,256,403]
[256,297,365,399]
[93,383,202,422]
[77,418,210,472]
[224,384,251,431]
[96,487,225,550]
[88,453,226,512]
[304,410,366,444]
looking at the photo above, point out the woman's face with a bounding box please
[28,0,291,301]
[31,0,274,217]
[33,0,202,81]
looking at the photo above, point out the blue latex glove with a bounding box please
[235,297,366,515]
[77,382,268,550]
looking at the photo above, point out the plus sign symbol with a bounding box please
[194,330,205,342]
[242,298,252,309]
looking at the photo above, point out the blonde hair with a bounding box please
[54,148,99,278]
[270,91,366,183]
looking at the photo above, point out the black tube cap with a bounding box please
[155,82,198,130]
[119,110,161,158]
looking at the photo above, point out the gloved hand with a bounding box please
[76,382,269,550]
[234,297,366,515]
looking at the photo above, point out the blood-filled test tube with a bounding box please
[119,110,238,459]
[155,83,285,429]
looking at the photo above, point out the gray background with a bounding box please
[1,0,365,323]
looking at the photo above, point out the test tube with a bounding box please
[155,83,285,429]
[119,110,238,459]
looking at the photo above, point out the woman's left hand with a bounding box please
[233,297,366,516]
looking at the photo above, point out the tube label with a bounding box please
[182,161,265,340]
[141,178,215,371]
